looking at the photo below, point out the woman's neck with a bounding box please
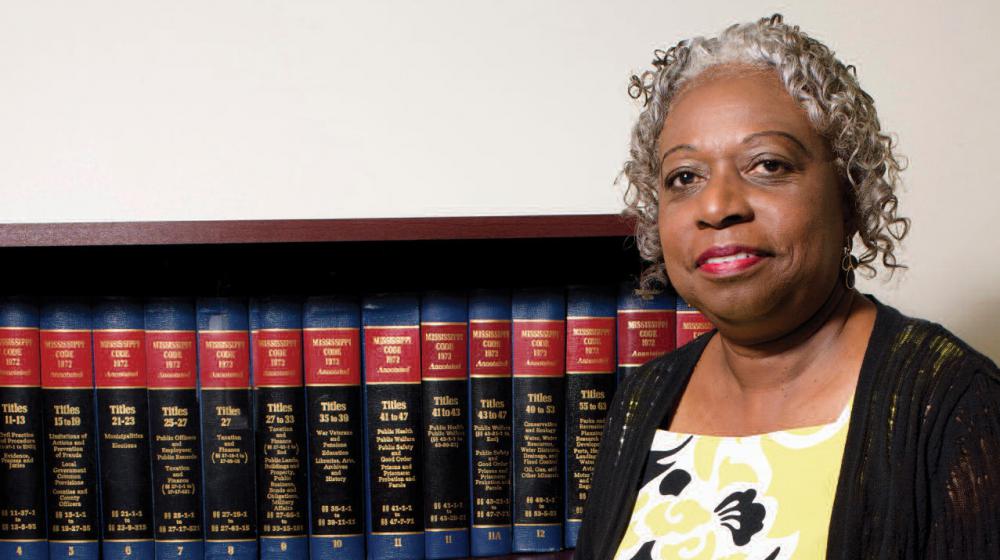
[712,284,866,394]
[674,283,877,435]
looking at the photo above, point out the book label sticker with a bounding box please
[469,320,511,377]
[0,328,40,385]
[94,330,146,387]
[616,310,675,366]
[421,323,466,380]
[566,317,614,373]
[304,328,360,385]
[512,321,564,377]
[364,326,420,384]
[253,329,303,387]
[678,311,713,347]
[198,332,250,389]
[146,331,197,389]
[40,331,93,388]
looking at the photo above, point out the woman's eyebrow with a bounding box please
[742,130,810,155]
[659,144,697,166]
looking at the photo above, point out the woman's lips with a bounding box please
[695,246,768,276]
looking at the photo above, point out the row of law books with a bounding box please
[0,285,712,560]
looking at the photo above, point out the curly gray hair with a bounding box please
[623,13,909,290]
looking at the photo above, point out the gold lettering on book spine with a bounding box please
[260,396,306,535]
[519,389,559,522]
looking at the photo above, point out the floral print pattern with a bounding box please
[613,403,851,560]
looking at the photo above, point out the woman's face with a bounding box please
[657,66,846,343]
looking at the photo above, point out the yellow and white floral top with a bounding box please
[613,402,852,560]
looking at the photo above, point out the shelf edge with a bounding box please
[0,215,635,247]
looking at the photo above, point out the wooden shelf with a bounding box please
[0,214,632,247]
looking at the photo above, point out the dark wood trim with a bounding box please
[0,215,633,247]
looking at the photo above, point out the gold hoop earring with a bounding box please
[841,237,858,290]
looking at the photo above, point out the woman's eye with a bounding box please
[666,171,698,188]
[755,159,788,174]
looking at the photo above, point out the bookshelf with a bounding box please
[0,214,636,560]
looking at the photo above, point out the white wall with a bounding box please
[2,0,998,361]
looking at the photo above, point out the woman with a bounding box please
[577,14,1000,560]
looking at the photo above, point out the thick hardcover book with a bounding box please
[0,298,46,560]
[467,290,513,557]
[145,298,204,560]
[303,297,364,560]
[511,289,565,552]
[362,294,424,560]
[40,300,100,560]
[93,298,156,559]
[196,298,257,560]
[676,298,713,347]
[252,297,309,558]
[616,283,676,381]
[420,292,470,559]
[564,286,616,548]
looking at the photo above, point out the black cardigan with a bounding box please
[576,299,1000,559]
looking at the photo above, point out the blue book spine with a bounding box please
[304,297,365,560]
[564,286,617,549]
[0,298,47,560]
[41,300,100,560]
[616,283,676,383]
[511,289,565,553]
[93,298,155,560]
[362,294,424,560]
[467,290,512,557]
[145,298,205,560]
[253,297,309,559]
[420,292,469,559]
[197,299,257,560]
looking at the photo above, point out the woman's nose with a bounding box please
[695,168,754,229]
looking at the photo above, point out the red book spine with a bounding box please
[677,310,713,347]
[566,317,615,374]
[0,327,40,386]
[364,327,421,384]
[470,320,512,378]
[512,321,565,378]
[198,332,251,389]
[421,323,467,381]
[304,328,361,386]
[147,331,197,389]
[41,331,93,389]
[616,310,676,367]
[93,330,146,388]
[254,329,303,388]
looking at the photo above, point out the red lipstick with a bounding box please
[695,245,768,276]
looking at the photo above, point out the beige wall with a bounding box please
[1,1,998,360]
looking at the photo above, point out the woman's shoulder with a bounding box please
[865,300,1000,456]
[872,299,1000,389]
